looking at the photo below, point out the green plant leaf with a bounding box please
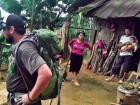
[0,10,1,18]
[63,0,68,4]
[46,0,57,7]
[0,35,5,44]
[70,0,76,4]
[0,0,22,15]
[20,0,32,14]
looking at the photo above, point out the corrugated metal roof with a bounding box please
[88,0,140,18]
[75,0,108,14]
[68,0,94,13]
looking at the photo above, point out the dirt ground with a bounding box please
[0,61,124,105]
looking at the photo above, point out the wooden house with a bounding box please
[68,0,140,76]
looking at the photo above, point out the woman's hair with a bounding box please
[77,31,86,37]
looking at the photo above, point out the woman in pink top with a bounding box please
[68,31,92,86]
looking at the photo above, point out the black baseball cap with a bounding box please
[0,14,25,29]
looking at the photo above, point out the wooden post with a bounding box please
[65,16,71,59]
[87,18,97,59]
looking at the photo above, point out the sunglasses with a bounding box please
[0,22,9,28]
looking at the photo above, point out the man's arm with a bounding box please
[119,43,125,47]
[119,42,131,47]
[17,42,52,105]
[29,64,52,100]
[18,64,52,105]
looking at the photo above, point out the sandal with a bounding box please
[118,80,124,84]
[74,82,80,87]
[71,80,75,83]
[105,78,114,82]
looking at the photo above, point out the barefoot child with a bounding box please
[119,37,137,52]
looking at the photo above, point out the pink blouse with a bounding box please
[68,38,92,56]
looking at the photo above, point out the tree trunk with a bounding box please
[50,7,52,21]
[40,10,42,29]
[30,0,35,32]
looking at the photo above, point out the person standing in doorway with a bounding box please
[68,31,92,86]
[105,26,139,84]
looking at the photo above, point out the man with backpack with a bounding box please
[0,14,54,105]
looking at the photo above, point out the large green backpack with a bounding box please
[13,29,62,104]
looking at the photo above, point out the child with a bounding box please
[119,37,137,52]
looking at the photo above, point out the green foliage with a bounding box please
[20,0,32,14]
[2,46,11,64]
[46,0,57,7]
[0,35,11,64]
[84,51,87,59]
[0,0,76,31]
[63,0,68,4]
[0,35,5,44]
[69,0,76,4]
[0,0,22,15]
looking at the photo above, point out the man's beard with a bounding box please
[5,32,14,44]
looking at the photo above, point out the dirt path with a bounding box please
[42,63,120,105]
[0,80,7,105]
[0,63,121,105]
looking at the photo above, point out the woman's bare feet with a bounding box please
[74,82,81,87]
[71,80,75,83]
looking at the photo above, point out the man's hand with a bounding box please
[124,42,131,45]
[17,94,31,105]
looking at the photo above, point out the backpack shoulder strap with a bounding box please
[14,38,39,56]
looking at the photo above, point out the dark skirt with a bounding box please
[69,53,83,74]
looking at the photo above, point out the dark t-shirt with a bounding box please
[6,42,46,93]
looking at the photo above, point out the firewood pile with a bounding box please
[87,32,123,76]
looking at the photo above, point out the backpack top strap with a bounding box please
[14,38,39,57]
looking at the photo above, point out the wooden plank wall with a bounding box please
[88,17,135,76]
